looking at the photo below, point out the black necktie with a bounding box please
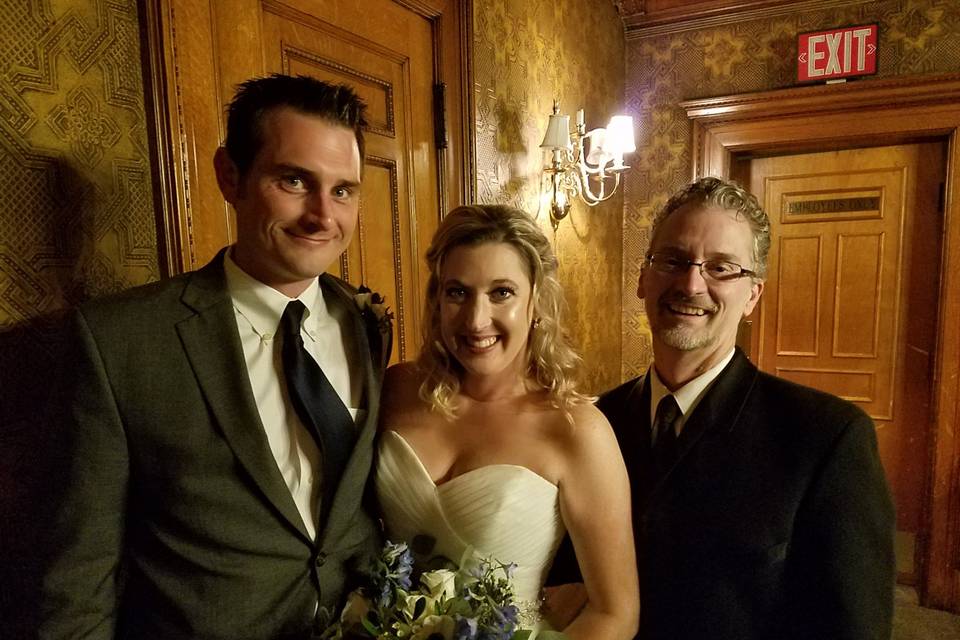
[279,300,356,521]
[650,394,680,482]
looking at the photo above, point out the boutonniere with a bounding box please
[355,285,393,334]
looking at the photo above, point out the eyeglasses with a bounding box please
[645,252,757,282]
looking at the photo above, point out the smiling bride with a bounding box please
[375,204,639,639]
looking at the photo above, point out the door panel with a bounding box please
[749,143,945,583]
[758,164,903,420]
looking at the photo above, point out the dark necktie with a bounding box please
[280,300,357,521]
[650,394,680,482]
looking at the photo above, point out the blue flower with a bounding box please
[378,581,393,608]
[396,547,414,590]
[498,604,518,626]
[453,616,478,639]
[382,540,409,563]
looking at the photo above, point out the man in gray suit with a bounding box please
[40,75,390,640]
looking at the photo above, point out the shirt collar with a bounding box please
[649,349,736,425]
[223,248,327,338]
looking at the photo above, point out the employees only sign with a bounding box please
[797,24,878,82]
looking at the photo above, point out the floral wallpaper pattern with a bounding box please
[0,0,158,328]
[474,0,626,393]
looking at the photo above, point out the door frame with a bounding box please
[681,72,960,611]
[138,0,475,277]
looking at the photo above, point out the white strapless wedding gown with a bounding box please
[375,430,567,627]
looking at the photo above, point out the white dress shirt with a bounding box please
[224,251,362,540]
[649,349,736,441]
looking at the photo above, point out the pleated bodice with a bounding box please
[375,430,566,606]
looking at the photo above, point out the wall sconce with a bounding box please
[539,100,635,230]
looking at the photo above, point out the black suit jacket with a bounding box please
[39,251,390,640]
[597,348,895,640]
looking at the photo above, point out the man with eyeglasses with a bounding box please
[596,177,895,640]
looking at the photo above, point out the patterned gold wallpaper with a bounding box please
[0,0,159,328]
[0,0,158,396]
[621,0,960,380]
[0,3,156,627]
[473,0,627,394]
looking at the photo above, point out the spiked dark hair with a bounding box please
[223,73,368,176]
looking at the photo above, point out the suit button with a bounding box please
[315,552,326,568]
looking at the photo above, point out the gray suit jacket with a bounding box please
[40,251,389,640]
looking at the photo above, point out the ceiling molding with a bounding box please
[612,0,644,18]
[622,0,875,39]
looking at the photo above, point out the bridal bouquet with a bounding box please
[321,540,538,640]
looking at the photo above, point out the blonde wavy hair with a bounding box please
[418,204,590,418]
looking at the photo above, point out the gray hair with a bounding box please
[649,176,771,278]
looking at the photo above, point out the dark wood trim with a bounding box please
[623,0,873,39]
[435,0,475,214]
[138,0,182,278]
[140,0,202,276]
[683,72,960,612]
[456,0,476,207]
[682,73,960,122]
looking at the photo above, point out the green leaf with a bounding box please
[360,614,379,636]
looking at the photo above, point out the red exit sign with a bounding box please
[797,24,878,82]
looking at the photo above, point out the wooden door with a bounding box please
[149,0,469,364]
[747,143,945,583]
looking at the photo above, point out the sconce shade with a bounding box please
[585,128,609,165]
[539,99,633,229]
[540,114,571,149]
[604,115,636,155]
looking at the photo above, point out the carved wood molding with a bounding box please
[683,72,960,610]
[361,155,407,361]
[140,0,192,277]
[612,0,644,17]
[280,44,397,137]
[623,0,873,39]
[435,0,478,206]
[682,72,960,123]
[391,0,445,17]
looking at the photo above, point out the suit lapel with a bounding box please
[176,252,313,543]
[672,349,760,468]
[624,374,659,508]
[628,373,654,472]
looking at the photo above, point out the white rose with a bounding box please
[401,594,428,623]
[420,569,458,602]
